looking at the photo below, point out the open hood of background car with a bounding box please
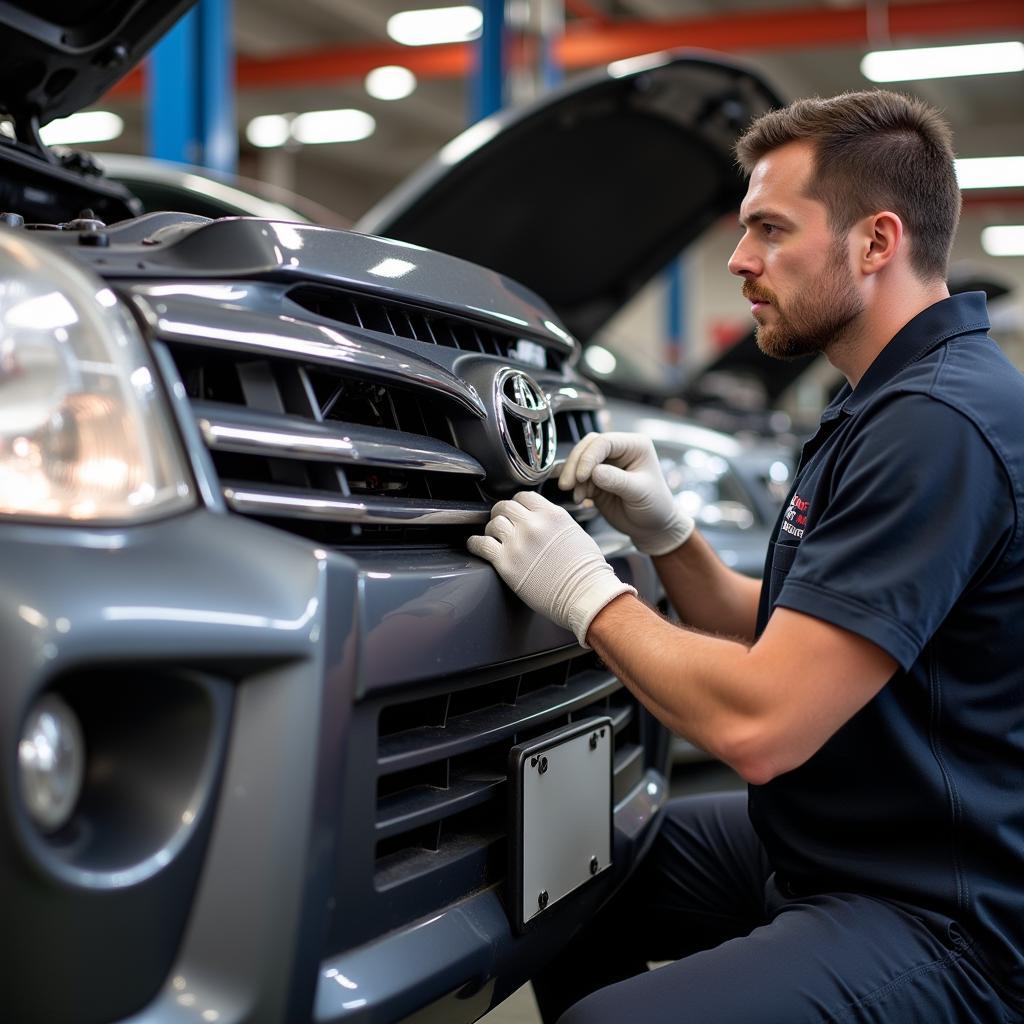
[358,51,782,342]
[0,1,195,132]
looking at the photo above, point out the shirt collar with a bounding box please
[836,291,990,416]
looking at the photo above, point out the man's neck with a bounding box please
[827,275,950,388]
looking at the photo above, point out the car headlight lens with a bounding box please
[660,447,755,531]
[0,232,193,522]
[18,694,85,833]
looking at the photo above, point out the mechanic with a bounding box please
[468,90,1024,1023]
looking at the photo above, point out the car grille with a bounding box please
[141,283,602,546]
[326,648,648,954]
[287,283,559,368]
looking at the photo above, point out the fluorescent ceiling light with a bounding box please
[291,109,375,145]
[365,65,417,101]
[981,225,1024,257]
[387,6,482,46]
[861,41,1024,82]
[955,157,1024,190]
[246,114,291,148]
[40,110,123,145]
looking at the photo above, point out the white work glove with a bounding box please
[467,490,635,648]
[558,432,694,557]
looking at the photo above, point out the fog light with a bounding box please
[18,695,85,833]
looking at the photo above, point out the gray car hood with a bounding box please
[358,51,782,342]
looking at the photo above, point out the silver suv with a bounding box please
[0,6,780,1022]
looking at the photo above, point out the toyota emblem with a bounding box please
[494,368,557,482]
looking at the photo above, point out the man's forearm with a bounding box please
[585,592,759,774]
[585,590,899,785]
[653,529,761,641]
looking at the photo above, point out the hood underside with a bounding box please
[0,1,195,130]
[358,52,783,342]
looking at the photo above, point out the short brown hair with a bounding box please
[735,90,961,281]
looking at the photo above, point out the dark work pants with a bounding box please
[532,792,1020,1024]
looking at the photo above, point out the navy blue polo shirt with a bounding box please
[748,291,1024,1005]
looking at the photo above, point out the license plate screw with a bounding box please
[538,756,548,775]
[589,732,598,750]
[590,856,599,875]
[538,890,549,909]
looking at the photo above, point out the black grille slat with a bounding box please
[613,745,645,804]
[375,773,506,840]
[375,829,501,892]
[378,671,620,773]
[286,283,566,370]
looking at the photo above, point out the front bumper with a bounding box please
[2,507,666,1024]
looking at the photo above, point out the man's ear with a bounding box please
[859,210,904,276]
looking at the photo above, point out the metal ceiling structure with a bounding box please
[94,0,1024,221]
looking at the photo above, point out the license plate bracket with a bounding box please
[508,716,613,933]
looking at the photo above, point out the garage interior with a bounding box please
[12,2,1024,1022]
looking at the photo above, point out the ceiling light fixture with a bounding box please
[365,66,418,101]
[955,157,1024,190]
[290,109,376,145]
[245,114,291,148]
[40,111,123,146]
[861,41,1024,82]
[387,6,482,46]
[981,225,1024,257]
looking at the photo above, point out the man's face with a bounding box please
[728,140,865,360]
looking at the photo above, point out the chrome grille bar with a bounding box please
[222,483,596,526]
[193,401,485,476]
[222,484,493,525]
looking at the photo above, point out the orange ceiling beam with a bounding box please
[105,0,1024,99]
[565,0,611,26]
[562,0,1024,66]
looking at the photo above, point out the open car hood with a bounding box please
[0,1,194,132]
[357,51,782,342]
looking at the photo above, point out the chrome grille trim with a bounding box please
[193,401,485,476]
[544,383,605,415]
[222,483,595,526]
[222,484,493,525]
[129,290,487,418]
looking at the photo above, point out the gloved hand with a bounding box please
[558,432,694,556]
[467,490,635,648]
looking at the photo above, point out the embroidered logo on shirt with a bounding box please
[781,493,809,539]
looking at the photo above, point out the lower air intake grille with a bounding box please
[326,649,646,954]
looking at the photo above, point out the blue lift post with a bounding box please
[540,0,565,90]
[471,0,506,123]
[146,0,236,174]
[666,256,688,368]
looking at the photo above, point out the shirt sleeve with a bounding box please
[775,391,1015,670]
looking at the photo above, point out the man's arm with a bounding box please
[652,530,762,642]
[586,593,897,785]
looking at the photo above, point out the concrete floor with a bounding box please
[478,760,743,1024]
[479,983,544,1024]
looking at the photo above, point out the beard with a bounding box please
[744,238,865,361]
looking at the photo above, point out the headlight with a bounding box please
[0,231,193,522]
[659,447,755,531]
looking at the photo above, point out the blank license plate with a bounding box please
[508,717,613,933]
